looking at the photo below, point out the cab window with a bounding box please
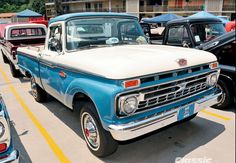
[48,25,62,52]
[167,25,191,47]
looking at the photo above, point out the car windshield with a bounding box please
[190,23,226,45]
[66,17,147,51]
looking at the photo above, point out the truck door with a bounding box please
[39,24,64,101]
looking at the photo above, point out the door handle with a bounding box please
[59,71,67,78]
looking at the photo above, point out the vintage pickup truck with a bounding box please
[0,23,47,77]
[0,94,19,162]
[17,13,221,157]
[147,17,235,109]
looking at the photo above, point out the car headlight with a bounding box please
[0,122,5,138]
[208,73,218,86]
[119,96,138,116]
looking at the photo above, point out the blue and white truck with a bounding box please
[17,12,221,157]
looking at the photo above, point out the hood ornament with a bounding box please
[176,58,187,66]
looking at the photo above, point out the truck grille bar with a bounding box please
[137,74,208,111]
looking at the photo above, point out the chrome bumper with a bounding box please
[109,92,221,141]
[0,150,19,163]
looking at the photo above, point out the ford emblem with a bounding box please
[177,58,187,66]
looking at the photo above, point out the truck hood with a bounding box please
[58,45,217,79]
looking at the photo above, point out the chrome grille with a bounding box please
[137,74,209,111]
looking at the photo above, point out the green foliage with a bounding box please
[31,0,46,15]
[0,0,45,15]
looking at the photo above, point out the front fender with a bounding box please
[64,78,122,129]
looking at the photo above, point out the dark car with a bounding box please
[0,94,19,162]
[146,17,235,109]
[198,31,236,109]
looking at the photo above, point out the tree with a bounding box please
[31,0,46,15]
[0,0,30,13]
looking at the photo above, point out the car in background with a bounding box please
[225,21,235,32]
[0,23,47,78]
[147,17,235,109]
[0,94,19,162]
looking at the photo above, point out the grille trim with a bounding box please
[140,64,210,84]
[138,82,208,111]
[116,69,219,118]
[142,75,208,100]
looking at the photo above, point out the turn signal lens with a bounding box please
[123,79,140,89]
[209,62,218,69]
[0,143,7,152]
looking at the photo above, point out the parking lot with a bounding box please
[0,56,235,163]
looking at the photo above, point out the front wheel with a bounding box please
[80,102,118,157]
[213,80,233,110]
[30,77,47,102]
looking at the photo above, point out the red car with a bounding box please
[0,23,47,77]
[225,21,235,32]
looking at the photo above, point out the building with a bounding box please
[45,0,235,19]
[0,13,16,23]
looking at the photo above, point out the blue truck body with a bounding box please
[16,12,222,157]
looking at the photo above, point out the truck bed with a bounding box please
[17,45,44,57]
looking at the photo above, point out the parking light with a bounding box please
[123,79,140,89]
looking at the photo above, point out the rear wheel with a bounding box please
[9,62,21,78]
[213,80,232,110]
[30,77,47,102]
[80,102,118,157]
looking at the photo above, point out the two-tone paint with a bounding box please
[0,94,19,162]
[17,13,221,140]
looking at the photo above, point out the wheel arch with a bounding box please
[71,90,107,129]
[218,73,235,93]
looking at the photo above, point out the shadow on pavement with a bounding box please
[103,116,225,163]
[37,95,84,138]
[11,121,32,163]
[37,96,225,163]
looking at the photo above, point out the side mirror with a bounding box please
[145,36,151,44]
[0,38,5,44]
[182,40,190,48]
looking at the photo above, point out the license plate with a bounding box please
[177,104,195,121]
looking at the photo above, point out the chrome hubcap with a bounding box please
[81,112,100,150]
[216,84,226,105]
[31,78,37,98]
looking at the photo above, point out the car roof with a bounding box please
[49,12,138,24]
[167,17,222,25]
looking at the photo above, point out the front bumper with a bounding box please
[0,150,19,163]
[109,91,221,141]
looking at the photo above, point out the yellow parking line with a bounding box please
[0,65,70,163]
[201,109,231,121]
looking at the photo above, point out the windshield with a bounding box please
[66,17,147,51]
[190,23,226,45]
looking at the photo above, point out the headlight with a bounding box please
[119,96,138,116]
[0,122,5,138]
[208,74,218,86]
